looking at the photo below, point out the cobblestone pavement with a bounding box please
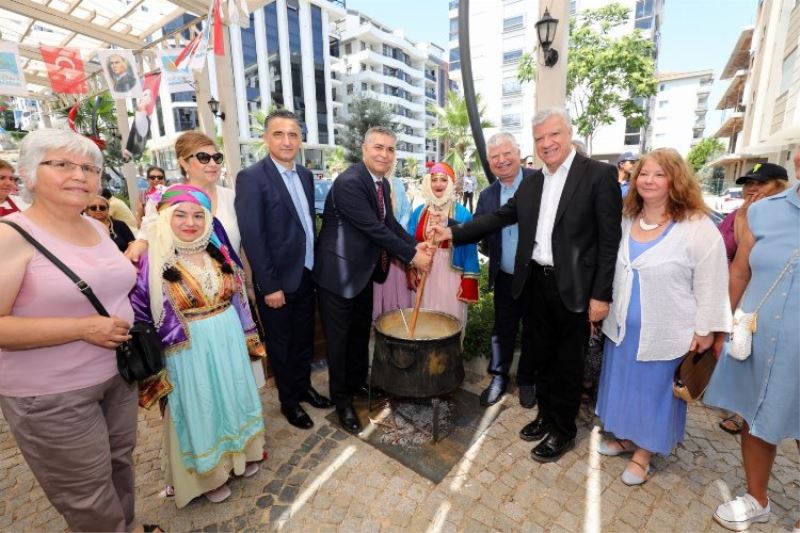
[1,368,798,532]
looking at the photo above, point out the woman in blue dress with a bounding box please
[131,185,266,507]
[596,148,731,486]
[704,179,800,531]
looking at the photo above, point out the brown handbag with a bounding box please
[672,348,717,402]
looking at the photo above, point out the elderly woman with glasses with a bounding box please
[131,184,266,506]
[0,129,161,532]
[0,159,29,217]
[86,194,136,252]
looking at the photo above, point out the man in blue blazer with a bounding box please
[475,132,537,408]
[236,110,332,430]
[314,126,433,433]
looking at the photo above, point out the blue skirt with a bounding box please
[166,306,264,474]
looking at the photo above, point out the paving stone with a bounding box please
[255,495,274,509]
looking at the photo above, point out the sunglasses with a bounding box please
[87,204,108,212]
[188,151,224,165]
[148,174,165,181]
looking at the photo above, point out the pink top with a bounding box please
[0,213,137,397]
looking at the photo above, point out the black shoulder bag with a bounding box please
[1,220,164,384]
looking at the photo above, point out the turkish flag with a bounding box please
[40,46,88,94]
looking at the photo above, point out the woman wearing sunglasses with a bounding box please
[85,194,135,252]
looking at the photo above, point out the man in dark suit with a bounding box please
[475,132,537,408]
[236,109,332,430]
[314,126,433,433]
[431,108,622,462]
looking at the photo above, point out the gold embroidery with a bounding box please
[179,415,264,461]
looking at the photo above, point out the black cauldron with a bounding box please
[371,308,464,398]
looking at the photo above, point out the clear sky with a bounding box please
[342,0,759,134]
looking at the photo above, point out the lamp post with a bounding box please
[207,97,226,121]
[535,8,559,67]
[534,2,569,166]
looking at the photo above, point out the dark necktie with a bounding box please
[376,181,389,272]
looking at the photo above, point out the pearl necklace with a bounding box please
[638,215,665,231]
[178,253,220,301]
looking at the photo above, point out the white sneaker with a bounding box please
[713,494,770,531]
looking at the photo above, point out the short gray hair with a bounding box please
[571,139,588,156]
[532,107,573,133]
[486,132,520,156]
[17,129,103,203]
[363,125,397,145]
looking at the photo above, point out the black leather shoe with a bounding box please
[336,405,362,434]
[280,404,313,430]
[299,387,333,409]
[479,376,507,406]
[351,383,385,399]
[530,432,575,463]
[519,413,550,441]
[518,384,536,409]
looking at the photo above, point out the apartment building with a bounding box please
[649,70,714,156]
[331,10,447,171]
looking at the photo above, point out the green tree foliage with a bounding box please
[326,146,348,177]
[247,103,282,158]
[687,137,725,173]
[403,156,419,178]
[426,90,492,182]
[340,97,397,163]
[518,3,657,153]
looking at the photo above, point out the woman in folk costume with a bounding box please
[372,161,414,321]
[407,162,479,326]
[130,184,266,507]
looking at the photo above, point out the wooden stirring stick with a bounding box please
[409,211,440,337]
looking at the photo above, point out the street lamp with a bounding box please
[535,7,559,67]
[207,97,226,121]
[108,123,119,139]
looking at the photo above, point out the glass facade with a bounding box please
[265,2,284,107]
[173,107,198,132]
[286,0,305,132]
[241,12,261,136]
[312,5,328,144]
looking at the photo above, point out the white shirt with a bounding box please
[462,175,475,193]
[532,149,576,266]
[602,216,732,361]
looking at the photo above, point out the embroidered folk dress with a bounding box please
[131,252,265,508]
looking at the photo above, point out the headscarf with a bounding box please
[421,162,456,208]
[145,184,222,326]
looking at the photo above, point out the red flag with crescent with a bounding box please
[40,46,88,94]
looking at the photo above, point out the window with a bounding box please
[346,83,353,95]
[659,83,665,91]
[312,5,328,143]
[450,48,460,62]
[361,82,367,91]
[501,114,521,127]
[265,2,283,107]
[173,108,198,132]
[658,100,667,108]
[449,17,459,41]
[241,12,261,137]
[344,42,352,54]
[502,76,521,96]
[503,15,524,32]
[503,49,522,63]
[635,0,654,30]
[780,48,797,95]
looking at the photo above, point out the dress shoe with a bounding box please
[479,376,507,406]
[530,432,575,463]
[336,405,362,434]
[299,387,333,409]
[519,413,550,441]
[518,384,536,409]
[351,383,385,398]
[280,404,313,430]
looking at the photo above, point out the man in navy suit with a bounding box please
[236,109,332,430]
[314,126,433,433]
[475,132,537,408]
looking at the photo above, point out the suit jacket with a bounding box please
[474,167,537,289]
[314,162,417,298]
[452,153,622,312]
[235,156,315,296]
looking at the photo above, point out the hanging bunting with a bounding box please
[0,41,28,97]
[213,0,225,56]
[97,49,142,99]
[39,46,88,94]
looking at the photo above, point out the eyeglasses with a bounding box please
[87,204,108,212]
[188,152,224,165]
[39,159,102,178]
[148,174,165,181]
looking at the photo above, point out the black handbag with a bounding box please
[2,220,164,383]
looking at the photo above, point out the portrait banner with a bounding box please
[125,72,161,159]
[98,49,142,99]
[39,46,88,94]
[0,41,28,97]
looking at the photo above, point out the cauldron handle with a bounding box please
[386,340,418,369]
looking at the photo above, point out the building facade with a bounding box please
[331,10,447,172]
[147,0,345,181]
[448,0,664,162]
[649,70,713,156]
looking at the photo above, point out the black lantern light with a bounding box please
[535,7,559,67]
[207,97,226,120]
[108,123,119,139]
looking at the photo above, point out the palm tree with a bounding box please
[426,90,492,181]
[247,104,279,159]
[403,156,419,178]
[326,146,348,177]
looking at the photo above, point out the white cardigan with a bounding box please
[602,215,732,361]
